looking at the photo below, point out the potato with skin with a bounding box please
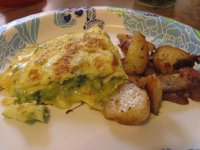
[159,73,190,92]
[124,32,149,74]
[147,41,156,52]
[117,33,156,57]
[146,74,163,115]
[128,75,147,89]
[103,82,150,125]
[153,46,189,74]
[117,34,131,42]
[144,62,157,76]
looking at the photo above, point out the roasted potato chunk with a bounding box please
[153,46,189,74]
[124,32,149,74]
[146,74,163,115]
[159,73,190,92]
[117,34,131,42]
[117,33,155,53]
[147,41,156,52]
[103,82,150,125]
[128,75,147,89]
[144,62,157,76]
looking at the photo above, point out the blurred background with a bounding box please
[0,0,199,30]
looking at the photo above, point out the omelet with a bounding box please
[0,26,127,122]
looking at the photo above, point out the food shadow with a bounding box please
[4,118,50,148]
[106,103,199,150]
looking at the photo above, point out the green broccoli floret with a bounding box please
[13,87,41,104]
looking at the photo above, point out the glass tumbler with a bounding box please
[138,0,176,8]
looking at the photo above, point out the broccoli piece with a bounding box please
[13,87,41,104]
[76,75,87,87]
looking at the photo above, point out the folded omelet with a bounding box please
[0,26,127,122]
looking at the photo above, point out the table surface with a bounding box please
[0,0,200,30]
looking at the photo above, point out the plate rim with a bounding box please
[0,6,200,33]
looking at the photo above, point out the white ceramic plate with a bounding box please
[0,7,200,150]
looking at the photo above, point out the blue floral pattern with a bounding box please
[54,7,104,29]
[15,16,40,44]
[83,7,104,29]
[54,9,77,28]
[0,25,7,33]
[0,33,26,69]
[0,14,40,69]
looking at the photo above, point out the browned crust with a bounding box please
[29,69,40,81]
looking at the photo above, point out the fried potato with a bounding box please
[117,33,155,52]
[117,34,131,42]
[117,34,131,54]
[147,41,156,52]
[103,82,150,125]
[124,32,149,74]
[128,75,147,89]
[159,73,190,92]
[144,62,157,76]
[145,65,156,76]
[146,74,163,115]
[153,45,189,74]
